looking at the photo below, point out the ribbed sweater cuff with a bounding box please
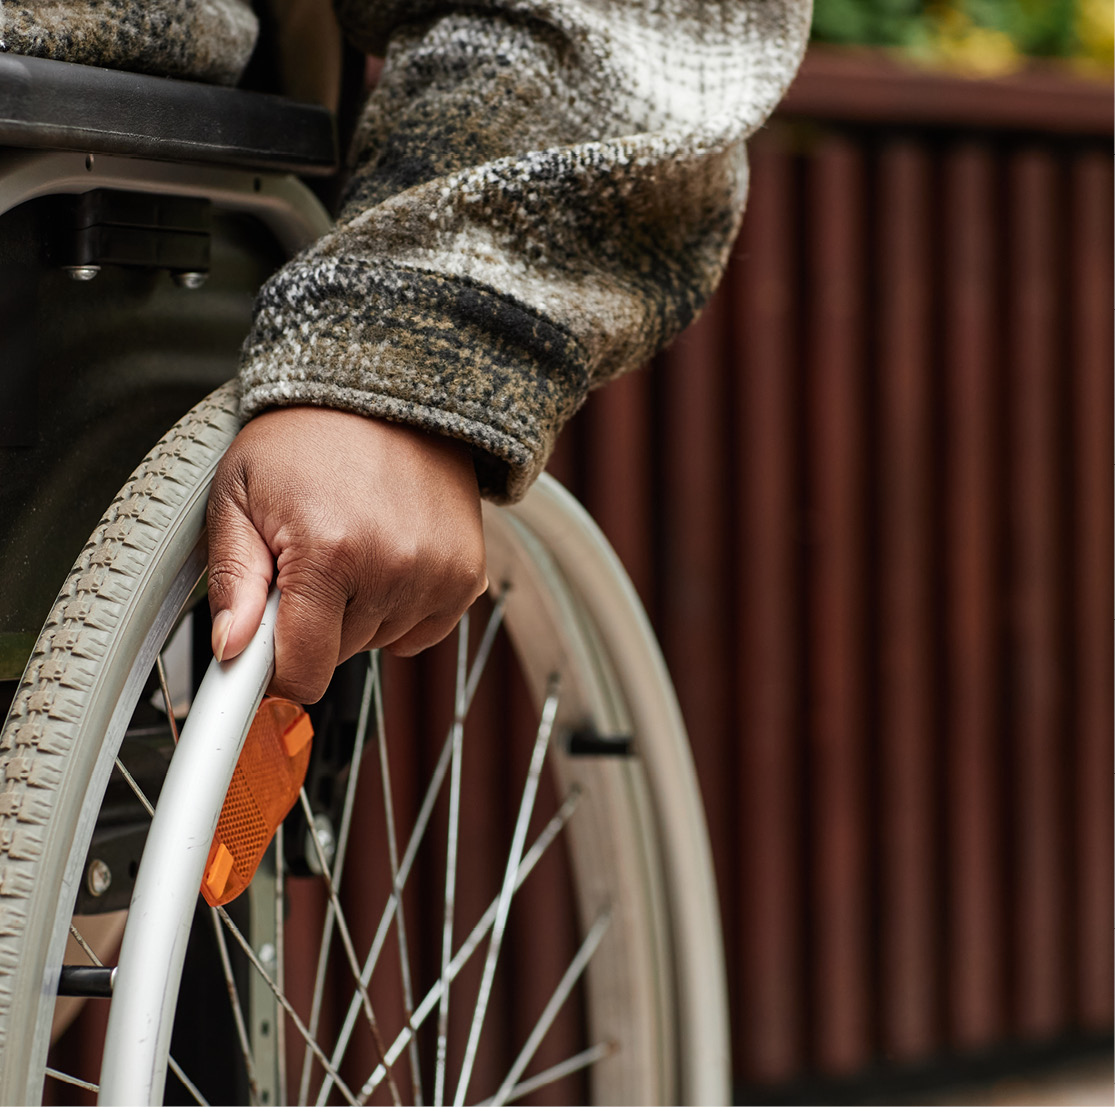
[239,259,589,502]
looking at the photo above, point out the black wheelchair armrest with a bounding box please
[0,53,337,175]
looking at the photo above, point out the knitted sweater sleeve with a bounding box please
[240,0,812,502]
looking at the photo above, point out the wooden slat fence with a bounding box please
[549,48,1114,1094]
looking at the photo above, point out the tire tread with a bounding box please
[0,382,240,1055]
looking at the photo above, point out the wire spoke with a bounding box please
[155,652,181,744]
[98,609,536,1106]
[275,827,288,1107]
[372,652,424,1105]
[215,905,361,1107]
[297,655,377,1106]
[68,922,100,965]
[354,788,583,1105]
[297,789,402,1107]
[397,593,507,895]
[315,597,509,1107]
[45,1067,98,1093]
[114,755,154,817]
[209,907,261,1105]
[489,910,612,1107]
[478,1042,616,1105]
[69,922,209,1105]
[464,591,508,706]
[454,680,561,1106]
[435,614,470,1107]
[168,1056,212,1107]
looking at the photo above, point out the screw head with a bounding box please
[305,813,336,876]
[87,858,112,897]
[64,265,101,282]
[172,271,208,290]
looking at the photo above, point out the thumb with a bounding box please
[206,483,273,663]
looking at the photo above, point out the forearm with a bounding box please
[241,0,811,501]
[0,0,258,84]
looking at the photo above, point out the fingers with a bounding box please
[270,577,349,703]
[206,464,273,664]
[206,408,488,703]
[382,610,468,658]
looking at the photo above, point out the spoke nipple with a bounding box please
[86,858,112,897]
[305,812,336,875]
[173,270,209,290]
[64,265,101,281]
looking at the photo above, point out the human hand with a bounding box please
[206,407,487,703]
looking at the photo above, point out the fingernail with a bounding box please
[212,610,233,662]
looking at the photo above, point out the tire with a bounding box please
[0,383,728,1105]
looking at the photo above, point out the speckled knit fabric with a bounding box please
[3,0,810,501]
[0,1,258,85]
[251,1,810,500]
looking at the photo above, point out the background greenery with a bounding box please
[810,0,1114,74]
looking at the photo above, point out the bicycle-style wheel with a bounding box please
[0,383,728,1105]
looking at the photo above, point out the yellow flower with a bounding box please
[1075,0,1115,70]
[925,2,1024,75]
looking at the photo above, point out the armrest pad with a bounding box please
[0,54,337,175]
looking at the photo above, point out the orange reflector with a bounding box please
[281,712,313,758]
[201,697,313,907]
[205,842,235,901]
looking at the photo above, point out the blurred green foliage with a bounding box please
[811,0,1114,74]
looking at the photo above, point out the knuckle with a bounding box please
[383,536,423,578]
[446,549,488,607]
[205,561,245,599]
[462,555,489,599]
[208,452,249,509]
[314,522,359,560]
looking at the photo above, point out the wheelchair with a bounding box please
[0,53,727,1106]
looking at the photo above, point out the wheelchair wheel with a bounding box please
[0,383,728,1105]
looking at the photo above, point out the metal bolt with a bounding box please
[305,813,336,876]
[87,858,112,897]
[64,265,100,281]
[172,271,208,290]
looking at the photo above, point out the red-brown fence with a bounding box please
[548,47,1114,1094]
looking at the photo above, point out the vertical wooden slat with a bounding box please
[657,284,736,1016]
[733,129,804,1085]
[286,879,331,1091]
[1007,147,1066,1039]
[355,651,425,1104]
[1069,150,1114,1031]
[582,370,655,613]
[345,734,407,1105]
[805,133,871,1075]
[457,622,514,1100]
[503,642,584,1107]
[544,418,577,490]
[876,139,938,1060]
[941,141,1006,1049]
